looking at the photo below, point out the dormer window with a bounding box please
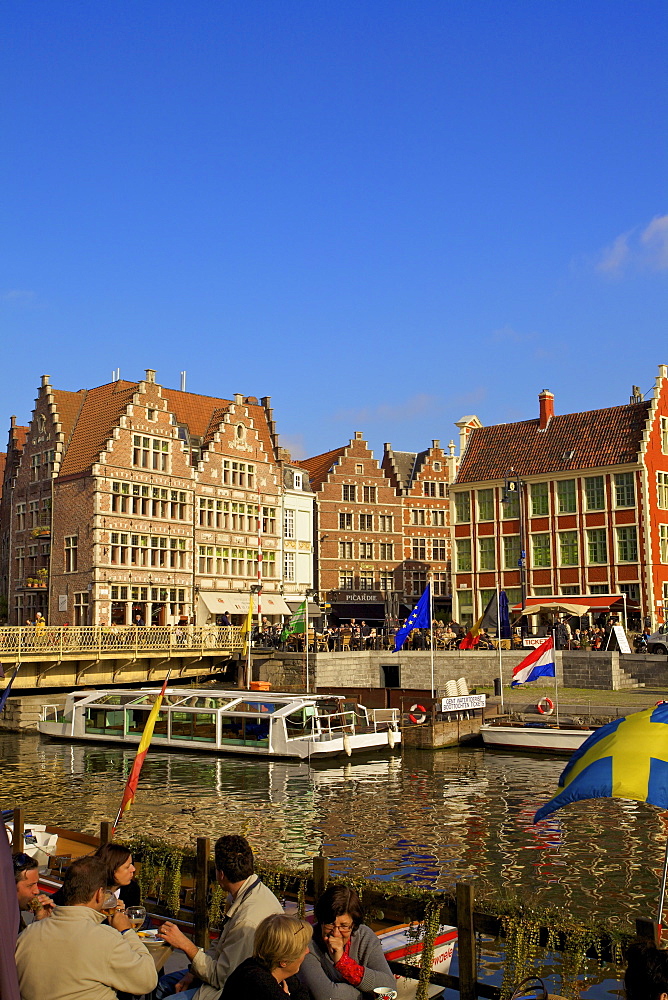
[293,472,302,489]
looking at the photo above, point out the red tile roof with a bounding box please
[162,389,276,458]
[456,401,652,483]
[300,447,346,489]
[58,381,137,477]
[53,389,87,443]
[55,380,277,478]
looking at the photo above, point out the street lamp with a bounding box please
[502,470,527,631]
[304,588,318,693]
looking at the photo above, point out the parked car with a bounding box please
[647,625,668,654]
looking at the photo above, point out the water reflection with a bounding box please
[0,732,661,935]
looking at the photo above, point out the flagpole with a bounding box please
[246,594,253,689]
[497,589,504,714]
[429,580,435,699]
[553,624,559,725]
[657,837,668,925]
[305,595,310,694]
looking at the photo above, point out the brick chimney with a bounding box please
[538,390,554,430]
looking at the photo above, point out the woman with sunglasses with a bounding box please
[299,884,395,999]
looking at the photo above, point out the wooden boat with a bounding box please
[480,719,594,753]
[37,687,401,759]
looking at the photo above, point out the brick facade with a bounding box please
[450,367,668,629]
[1,370,310,626]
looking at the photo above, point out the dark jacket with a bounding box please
[221,957,310,1000]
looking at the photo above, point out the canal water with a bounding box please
[2,730,653,997]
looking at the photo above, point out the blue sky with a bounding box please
[2,1,666,462]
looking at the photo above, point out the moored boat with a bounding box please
[480,719,594,753]
[37,687,401,759]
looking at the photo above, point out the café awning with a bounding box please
[198,591,292,615]
[286,600,321,617]
[512,594,640,615]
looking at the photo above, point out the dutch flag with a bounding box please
[511,637,556,687]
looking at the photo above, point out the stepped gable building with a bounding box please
[0,421,22,614]
[301,433,403,624]
[382,440,458,615]
[2,369,306,626]
[450,365,668,629]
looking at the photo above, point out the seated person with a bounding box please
[15,854,157,1000]
[299,884,396,999]
[624,941,668,1000]
[156,834,282,1000]
[52,842,140,910]
[221,913,312,1000]
[14,852,55,929]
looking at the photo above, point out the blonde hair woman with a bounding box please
[221,913,312,999]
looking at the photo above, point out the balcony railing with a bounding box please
[0,625,244,657]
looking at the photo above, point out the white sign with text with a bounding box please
[440,694,486,712]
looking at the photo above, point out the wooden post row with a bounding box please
[313,855,329,900]
[457,881,477,1000]
[194,837,211,951]
[13,807,25,853]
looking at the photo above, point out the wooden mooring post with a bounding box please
[13,806,25,853]
[99,820,113,846]
[194,836,211,950]
[457,881,477,1000]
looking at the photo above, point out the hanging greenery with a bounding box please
[123,833,633,998]
[208,882,225,930]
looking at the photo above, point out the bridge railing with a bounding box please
[0,624,245,657]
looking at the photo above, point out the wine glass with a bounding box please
[126,905,147,930]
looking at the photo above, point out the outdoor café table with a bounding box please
[142,938,175,972]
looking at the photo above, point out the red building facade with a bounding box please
[450,367,668,629]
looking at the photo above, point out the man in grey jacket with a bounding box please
[156,834,282,1000]
[15,855,157,1000]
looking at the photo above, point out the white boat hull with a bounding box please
[480,723,594,753]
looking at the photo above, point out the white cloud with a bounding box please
[333,393,441,424]
[640,214,668,270]
[596,233,631,275]
[278,433,307,460]
[596,214,668,276]
[1,289,35,302]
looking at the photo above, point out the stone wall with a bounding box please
[0,693,66,732]
[312,650,532,691]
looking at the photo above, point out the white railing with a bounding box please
[0,625,244,657]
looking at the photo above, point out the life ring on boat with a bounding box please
[409,704,427,725]
[536,697,554,716]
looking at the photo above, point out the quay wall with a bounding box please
[309,649,665,693]
[0,693,67,732]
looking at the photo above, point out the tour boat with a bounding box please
[479,719,595,753]
[37,687,401,759]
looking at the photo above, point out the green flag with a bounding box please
[281,601,306,641]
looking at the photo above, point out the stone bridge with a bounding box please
[0,625,244,689]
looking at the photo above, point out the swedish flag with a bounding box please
[393,585,431,652]
[534,703,668,823]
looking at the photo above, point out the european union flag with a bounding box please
[393,585,431,652]
[534,703,668,823]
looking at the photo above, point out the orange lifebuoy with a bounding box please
[409,704,427,724]
[536,697,554,716]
